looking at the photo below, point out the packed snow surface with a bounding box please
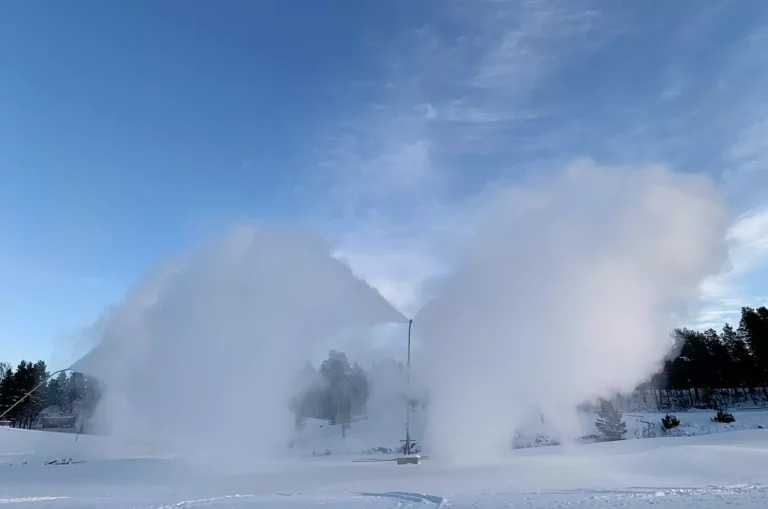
[3,418,768,508]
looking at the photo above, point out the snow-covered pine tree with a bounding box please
[595,401,627,441]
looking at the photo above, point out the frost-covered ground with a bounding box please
[3,415,768,509]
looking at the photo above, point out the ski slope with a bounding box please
[3,421,768,508]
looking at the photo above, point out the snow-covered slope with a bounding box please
[3,420,768,508]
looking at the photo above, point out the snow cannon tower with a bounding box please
[397,319,420,465]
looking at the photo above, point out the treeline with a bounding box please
[591,306,768,412]
[0,361,101,430]
[649,307,768,397]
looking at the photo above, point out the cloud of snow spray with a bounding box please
[72,224,405,466]
[416,162,729,465]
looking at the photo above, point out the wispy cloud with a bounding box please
[467,1,599,90]
[729,116,768,188]
[307,0,610,308]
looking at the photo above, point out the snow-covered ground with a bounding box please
[3,412,768,509]
[292,408,768,456]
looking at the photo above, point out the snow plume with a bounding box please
[72,224,405,465]
[416,161,729,465]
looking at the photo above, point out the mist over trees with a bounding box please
[2,306,767,434]
[296,307,768,419]
[291,351,371,436]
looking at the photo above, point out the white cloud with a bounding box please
[697,205,768,326]
[702,95,768,322]
[699,16,768,322]
[729,206,768,263]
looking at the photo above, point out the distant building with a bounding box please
[39,415,76,430]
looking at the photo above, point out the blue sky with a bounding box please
[2,0,768,368]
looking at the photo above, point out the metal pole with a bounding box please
[75,401,84,442]
[405,318,412,455]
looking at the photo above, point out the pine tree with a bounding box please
[45,375,63,411]
[320,351,351,426]
[80,375,102,428]
[315,351,370,435]
[8,361,35,427]
[722,323,756,391]
[66,372,86,417]
[702,328,729,389]
[10,361,27,425]
[25,361,48,424]
[0,365,14,420]
[349,362,369,415]
[54,371,69,410]
[595,401,627,441]
[740,307,768,375]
